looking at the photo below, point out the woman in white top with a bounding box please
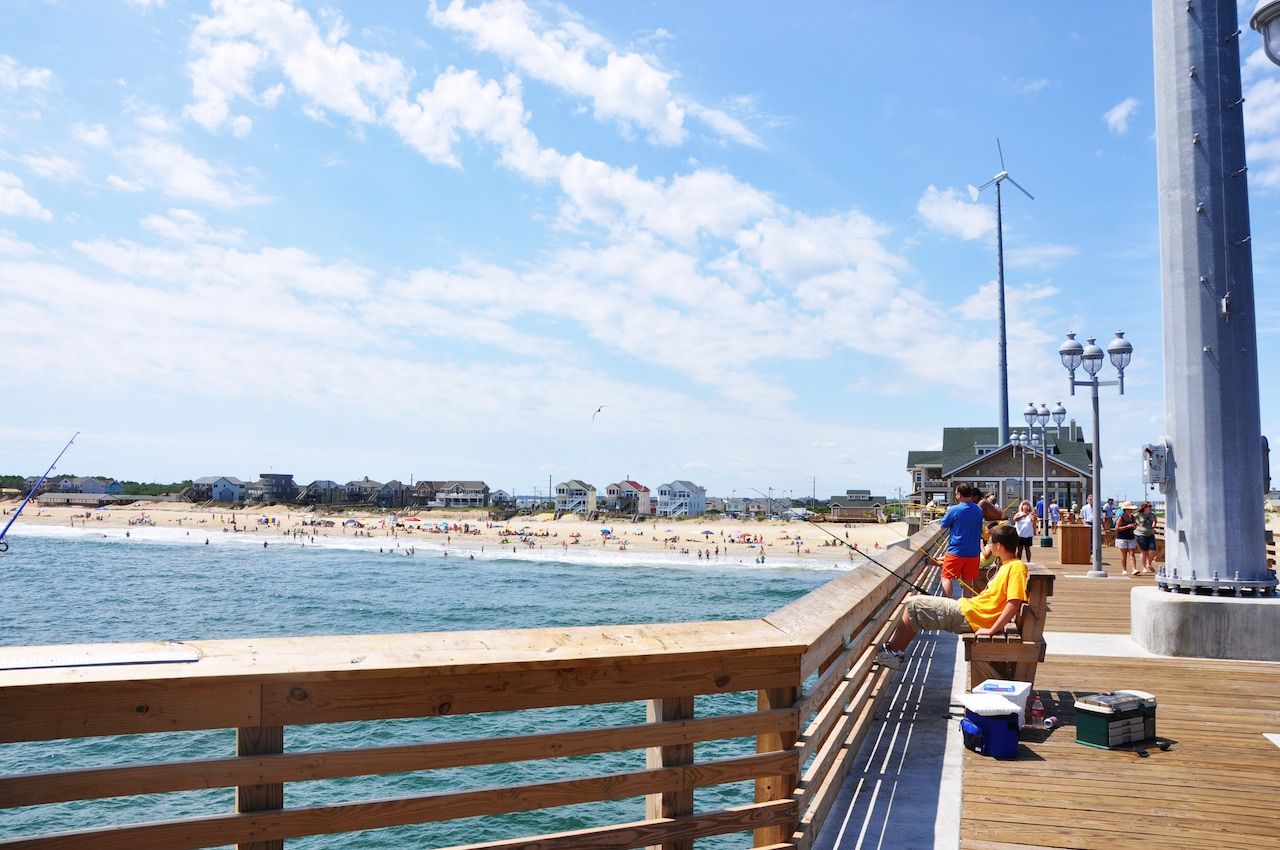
[1012,500,1037,561]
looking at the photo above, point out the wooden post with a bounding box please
[236,725,284,850]
[753,686,798,847]
[645,696,695,850]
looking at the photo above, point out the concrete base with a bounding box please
[1131,586,1280,662]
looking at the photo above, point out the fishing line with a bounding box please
[748,488,932,595]
[0,432,79,553]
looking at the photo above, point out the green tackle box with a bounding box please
[1074,690,1157,749]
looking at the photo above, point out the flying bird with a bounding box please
[592,405,606,422]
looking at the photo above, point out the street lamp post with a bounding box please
[1023,403,1064,548]
[1059,331,1133,578]
[1011,432,1028,502]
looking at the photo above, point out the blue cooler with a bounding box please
[960,693,1022,759]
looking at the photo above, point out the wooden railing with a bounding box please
[0,526,944,850]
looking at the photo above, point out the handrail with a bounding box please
[0,524,945,850]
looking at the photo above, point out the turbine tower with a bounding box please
[969,140,1034,447]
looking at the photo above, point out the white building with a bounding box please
[190,476,247,503]
[657,480,707,517]
[555,480,597,514]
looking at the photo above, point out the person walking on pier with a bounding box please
[1134,500,1158,575]
[876,524,1028,670]
[938,484,984,599]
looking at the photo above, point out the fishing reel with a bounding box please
[0,541,8,553]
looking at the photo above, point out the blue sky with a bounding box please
[1,1,1277,502]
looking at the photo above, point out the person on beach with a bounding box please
[939,484,984,599]
[1114,502,1139,575]
[1012,500,1036,562]
[1134,500,1158,575]
[876,524,1028,670]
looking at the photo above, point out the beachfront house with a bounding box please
[706,497,725,513]
[905,423,1095,509]
[490,489,513,506]
[255,473,298,504]
[344,477,383,504]
[57,476,124,495]
[299,480,343,505]
[555,480,597,515]
[414,481,490,508]
[604,480,652,515]
[656,481,707,517]
[746,498,772,516]
[190,476,247,503]
[828,490,887,523]
[723,497,748,516]
[376,480,411,509]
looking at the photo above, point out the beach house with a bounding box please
[656,481,707,517]
[605,480,652,515]
[377,480,411,509]
[905,423,1095,508]
[828,489,887,522]
[189,476,247,503]
[57,476,124,495]
[299,480,343,505]
[489,489,513,506]
[414,481,490,508]
[345,477,383,504]
[554,480,597,515]
[255,473,298,504]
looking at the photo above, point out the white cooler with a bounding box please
[972,679,1033,726]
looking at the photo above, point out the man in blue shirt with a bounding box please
[939,483,985,598]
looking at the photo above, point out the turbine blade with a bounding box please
[967,184,981,202]
[1006,175,1035,200]
[996,137,1006,170]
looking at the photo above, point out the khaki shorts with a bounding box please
[904,595,970,633]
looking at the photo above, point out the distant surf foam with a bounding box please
[6,524,861,572]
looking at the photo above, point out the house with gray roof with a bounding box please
[190,476,247,503]
[657,481,706,517]
[300,480,343,505]
[829,489,888,522]
[906,422,1095,509]
[555,480,597,514]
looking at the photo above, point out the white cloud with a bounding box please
[1018,78,1050,94]
[141,208,247,244]
[20,154,80,181]
[186,0,408,134]
[1006,243,1079,268]
[1244,48,1280,189]
[119,138,268,206]
[0,229,37,256]
[0,171,53,220]
[916,184,995,240]
[0,55,53,91]
[126,0,167,8]
[107,174,146,193]
[71,123,111,147]
[429,0,760,147]
[1103,97,1140,135]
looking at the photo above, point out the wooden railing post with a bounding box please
[645,696,695,850]
[236,725,284,850]
[753,686,799,847]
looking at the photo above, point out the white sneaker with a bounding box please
[874,645,905,670]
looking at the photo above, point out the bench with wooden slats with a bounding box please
[962,564,1055,690]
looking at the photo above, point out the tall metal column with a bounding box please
[1152,0,1273,593]
[995,182,1010,447]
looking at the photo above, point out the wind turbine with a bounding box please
[967,139,1034,447]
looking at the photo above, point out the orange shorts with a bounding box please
[941,554,980,581]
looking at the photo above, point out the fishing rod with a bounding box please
[0,432,78,553]
[748,488,933,595]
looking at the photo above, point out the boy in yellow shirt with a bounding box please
[876,524,1028,670]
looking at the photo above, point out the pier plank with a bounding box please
[958,545,1280,850]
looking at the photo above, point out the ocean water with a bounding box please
[0,526,852,847]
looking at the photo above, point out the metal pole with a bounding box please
[1087,378,1107,577]
[1021,445,1027,503]
[1152,0,1272,594]
[995,182,1010,447]
[1040,423,1052,547]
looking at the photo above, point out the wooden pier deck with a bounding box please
[959,542,1280,850]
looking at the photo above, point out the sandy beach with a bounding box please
[1,500,911,566]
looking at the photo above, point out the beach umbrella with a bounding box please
[701,530,713,535]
